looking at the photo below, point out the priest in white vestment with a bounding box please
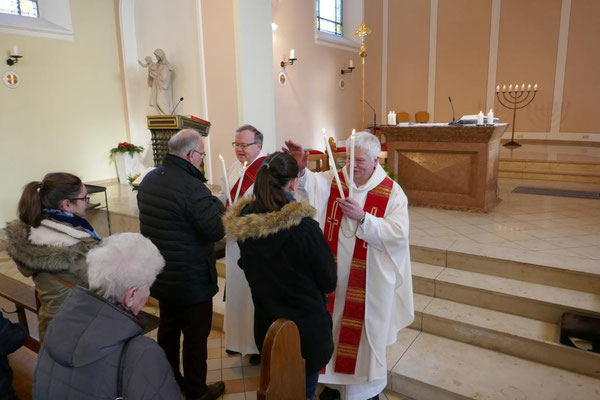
[284,132,414,400]
[218,125,266,362]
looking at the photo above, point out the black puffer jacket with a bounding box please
[0,311,26,400]
[137,154,225,305]
[223,199,337,374]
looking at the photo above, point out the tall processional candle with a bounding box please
[323,132,345,200]
[234,161,248,203]
[219,154,232,205]
[349,129,355,198]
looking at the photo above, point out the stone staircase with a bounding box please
[216,242,600,399]
[499,159,600,183]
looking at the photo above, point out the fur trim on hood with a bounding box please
[223,199,316,242]
[1,220,88,277]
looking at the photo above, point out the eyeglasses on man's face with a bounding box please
[192,149,206,159]
[231,142,257,149]
[70,195,91,203]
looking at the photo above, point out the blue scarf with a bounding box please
[42,209,102,241]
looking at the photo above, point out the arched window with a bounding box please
[0,0,39,18]
[316,0,342,36]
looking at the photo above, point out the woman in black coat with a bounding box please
[223,152,337,400]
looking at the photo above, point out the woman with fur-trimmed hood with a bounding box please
[223,152,337,400]
[2,173,101,341]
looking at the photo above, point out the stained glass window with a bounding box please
[0,0,39,18]
[317,0,342,36]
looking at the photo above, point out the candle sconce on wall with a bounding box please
[281,49,297,67]
[341,60,355,74]
[6,45,21,66]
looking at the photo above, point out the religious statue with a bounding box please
[140,48,174,115]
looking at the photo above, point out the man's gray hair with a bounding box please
[236,124,263,146]
[86,233,164,300]
[168,129,202,157]
[350,131,381,160]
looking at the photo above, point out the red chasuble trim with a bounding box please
[322,172,393,374]
[226,156,266,207]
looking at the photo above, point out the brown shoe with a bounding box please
[196,381,225,400]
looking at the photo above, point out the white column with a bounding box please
[381,0,389,123]
[549,0,571,138]
[427,0,438,121]
[486,0,501,113]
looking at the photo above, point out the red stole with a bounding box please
[226,156,266,207]
[322,171,393,374]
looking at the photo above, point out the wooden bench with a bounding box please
[258,319,306,400]
[0,273,159,353]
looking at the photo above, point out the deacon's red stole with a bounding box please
[226,156,266,207]
[322,171,393,375]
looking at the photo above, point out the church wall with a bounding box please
[0,0,128,226]
[364,0,383,129]
[385,0,430,122]
[271,0,362,150]
[560,0,600,134]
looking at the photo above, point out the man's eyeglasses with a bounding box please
[231,142,257,149]
[192,150,206,159]
[70,195,91,203]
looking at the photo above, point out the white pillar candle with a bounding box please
[392,111,397,125]
[323,135,345,200]
[534,84,538,91]
[387,111,392,125]
[487,109,494,125]
[219,154,232,205]
[234,161,247,203]
[12,45,18,56]
[349,130,355,198]
[349,59,354,68]
[477,111,484,126]
[290,49,295,59]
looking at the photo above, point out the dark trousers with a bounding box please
[158,299,213,399]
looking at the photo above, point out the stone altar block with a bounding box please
[382,124,507,212]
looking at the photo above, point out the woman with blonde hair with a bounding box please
[2,172,100,341]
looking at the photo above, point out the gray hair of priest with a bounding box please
[350,131,381,160]
[86,233,165,300]
[168,129,202,157]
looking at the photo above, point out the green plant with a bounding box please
[127,174,140,191]
[383,164,396,180]
[110,142,143,156]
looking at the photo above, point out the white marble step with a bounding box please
[434,267,600,323]
[420,296,600,378]
[387,330,600,400]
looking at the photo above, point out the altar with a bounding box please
[381,123,508,212]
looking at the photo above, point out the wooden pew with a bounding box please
[258,319,306,400]
[0,273,159,353]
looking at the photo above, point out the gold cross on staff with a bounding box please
[354,22,372,38]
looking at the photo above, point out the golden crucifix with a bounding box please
[354,22,372,130]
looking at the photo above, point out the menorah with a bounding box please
[496,83,538,148]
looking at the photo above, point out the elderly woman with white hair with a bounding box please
[32,233,182,400]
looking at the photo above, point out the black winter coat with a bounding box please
[0,311,26,400]
[223,199,337,374]
[137,153,225,305]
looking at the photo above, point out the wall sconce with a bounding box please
[6,45,21,66]
[341,59,355,75]
[281,49,297,67]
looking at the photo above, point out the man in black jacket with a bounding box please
[137,129,226,400]
[0,311,26,400]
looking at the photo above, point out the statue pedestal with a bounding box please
[113,153,142,184]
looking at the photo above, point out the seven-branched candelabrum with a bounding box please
[495,83,538,148]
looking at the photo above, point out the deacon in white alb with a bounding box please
[218,124,266,359]
[284,132,413,400]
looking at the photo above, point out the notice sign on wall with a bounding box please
[3,71,21,89]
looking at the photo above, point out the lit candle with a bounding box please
[508,84,513,92]
[496,85,500,93]
[349,59,354,68]
[534,84,538,91]
[477,111,484,126]
[219,154,232,205]
[290,49,295,59]
[527,84,531,91]
[12,45,18,56]
[349,129,355,198]
[487,109,494,125]
[502,85,506,92]
[234,161,248,203]
[514,83,519,92]
[521,83,525,91]
[323,134,345,200]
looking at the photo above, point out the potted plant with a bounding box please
[110,142,144,184]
